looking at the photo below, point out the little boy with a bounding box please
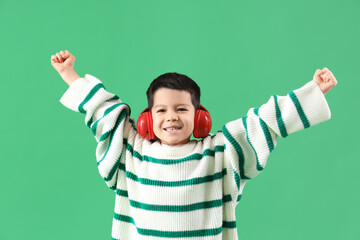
[51,50,337,240]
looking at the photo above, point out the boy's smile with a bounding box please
[151,88,195,146]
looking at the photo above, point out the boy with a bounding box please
[51,50,337,240]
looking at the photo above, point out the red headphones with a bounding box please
[136,105,212,140]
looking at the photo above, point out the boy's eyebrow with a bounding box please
[153,104,191,109]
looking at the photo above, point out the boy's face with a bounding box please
[151,88,195,146]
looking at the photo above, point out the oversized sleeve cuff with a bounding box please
[59,74,102,112]
[289,80,331,129]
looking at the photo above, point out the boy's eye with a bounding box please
[178,108,187,111]
[157,109,165,113]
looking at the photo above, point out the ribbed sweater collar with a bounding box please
[144,140,199,159]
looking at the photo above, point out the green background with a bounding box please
[0,0,359,239]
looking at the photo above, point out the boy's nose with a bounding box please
[166,112,179,121]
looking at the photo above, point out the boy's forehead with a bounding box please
[154,88,191,99]
[153,88,192,105]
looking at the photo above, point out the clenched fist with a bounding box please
[51,50,80,86]
[51,50,76,74]
[313,67,338,95]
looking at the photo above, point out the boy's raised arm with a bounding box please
[222,68,337,205]
[52,50,137,191]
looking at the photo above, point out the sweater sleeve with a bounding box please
[59,74,136,191]
[222,80,331,204]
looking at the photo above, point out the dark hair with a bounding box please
[146,72,201,111]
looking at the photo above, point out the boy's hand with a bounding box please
[51,50,75,74]
[51,50,80,86]
[312,67,338,95]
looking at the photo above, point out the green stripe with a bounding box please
[103,140,127,182]
[119,162,125,171]
[129,194,232,212]
[98,111,129,183]
[115,189,234,206]
[237,194,242,202]
[289,90,310,128]
[116,189,128,197]
[223,221,237,228]
[259,118,274,152]
[76,81,129,128]
[97,110,127,168]
[86,117,92,128]
[233,170,240,190]
[100,106,130,142]
[110,95,120,101]
[125,143,225,165]
[114,213,135,225]
[113,213,224,237]
[110,94,131,115]
[126,168,227,187]
[112,214,235,239]
[254,107,274,153]
[89,103,127,136]
[242,117,263,171]
[273,94,288,138]
[222,125,249,179]
[78,83,104,113]
[129,118,137,131]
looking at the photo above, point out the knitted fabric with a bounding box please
[59,74,331,240]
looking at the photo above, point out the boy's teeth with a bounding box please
[165,127,180,131]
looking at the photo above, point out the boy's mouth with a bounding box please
[163,126,182,132]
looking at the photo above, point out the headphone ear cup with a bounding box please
[137,108,155,140]
[193,105,212,138]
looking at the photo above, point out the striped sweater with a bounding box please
[59,74,331,240]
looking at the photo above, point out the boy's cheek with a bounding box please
[152,123,162,137]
